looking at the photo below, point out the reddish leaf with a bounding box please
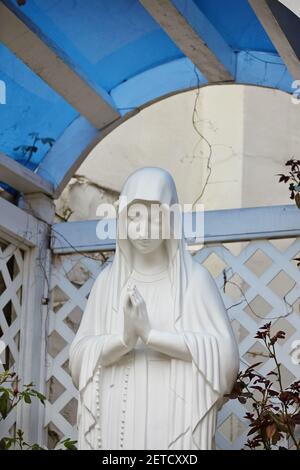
[245,362,263,371]
[261,322,271,330]
[247,426,259,436]
[267,371,278,376]
[238,396,247,404]
[268,388,279,397]
[292,413,300,425]
[266,423,277,439]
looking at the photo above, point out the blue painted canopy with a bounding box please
[0,0,297,193]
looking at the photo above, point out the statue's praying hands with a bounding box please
[122,283,193,362]
[123,285,151,346]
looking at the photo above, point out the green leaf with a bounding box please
[24,382,34,387]
[0,393,9,419]
[2,438,13,449]
[35,392,46,405]
[30,443,43,450]
[23,393,32,404]
[61,438,77,450]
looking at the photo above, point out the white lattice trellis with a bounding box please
[194,237,300,449]
[0,238,26,441]
[45,236,300,449]
[45,252,110,448]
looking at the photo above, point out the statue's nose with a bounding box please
[138,220,148,239]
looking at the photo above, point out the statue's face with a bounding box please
[126,200,165,254]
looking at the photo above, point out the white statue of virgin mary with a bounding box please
[69,167,239,450]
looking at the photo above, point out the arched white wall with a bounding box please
[56,84,300,220]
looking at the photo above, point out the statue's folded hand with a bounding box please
[128,286,151,343]
[126,286,192,362]
[123,290,139,348]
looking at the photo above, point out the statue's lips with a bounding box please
[133,239,156,248]
[135,239,152,245]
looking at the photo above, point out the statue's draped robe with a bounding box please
[69,259,239,450]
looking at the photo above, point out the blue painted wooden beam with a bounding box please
[140,0,235,82]
[51,204,300,253]
[37,117,100,198]
[171,0,236,78]
[0,2,120,129]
